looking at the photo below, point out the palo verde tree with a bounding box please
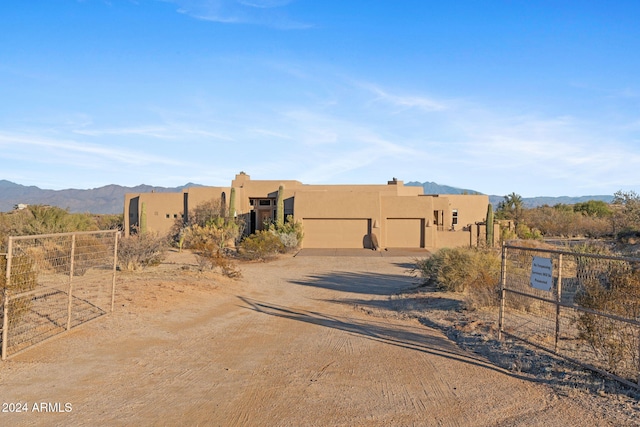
[496,192,524,227]
[611,190,640,237]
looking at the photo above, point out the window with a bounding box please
[250,199,255,206]
[452,209,458,226]
[166,214,170,219]
[259,199,271,206]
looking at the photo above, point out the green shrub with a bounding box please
[238,230,285,261]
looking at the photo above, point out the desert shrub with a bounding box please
[1,252,38,325]
[183,224,242,278]
[267,215,304,251]
[172,198,244,250]
[523,204,613,238]
[22,205,99,235]
[95,214,124,231]
[515,223,542,240]
[415,247,501,309]
[117,231,167,271]
[193,249,242,278]
[574,263,640,375]
[238,230,285,261]
[183,224,227,254]
[278,232,299,250]
[0,206,111,240]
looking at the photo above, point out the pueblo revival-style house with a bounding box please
[123,173,492,250]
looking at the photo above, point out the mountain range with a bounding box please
[0,180,201,214]
[0,180,614,215]
[405,182,614,208]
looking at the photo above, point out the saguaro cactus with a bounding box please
[276,185,284,227]
[140,202,148,234]
[486,203,494,247]
[228,187,236,218]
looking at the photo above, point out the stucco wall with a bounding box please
[124,192,183,236]
[123,175,489,251]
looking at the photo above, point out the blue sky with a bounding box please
[1,1,639,197]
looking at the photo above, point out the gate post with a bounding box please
[554,254,563,352]
[111,231,118,313]
[2,237,14,360]
[66,234,76,331]
[498,241,507,341]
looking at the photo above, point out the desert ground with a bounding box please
[1,249,638,426]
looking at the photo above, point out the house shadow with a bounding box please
[236,296,547,383]
[289,271,416,296]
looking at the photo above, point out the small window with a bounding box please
[250,199,255,206]
[166,214,170,219]
[173,214,178,219]
[259,199,271,206]
[452,209,458,225]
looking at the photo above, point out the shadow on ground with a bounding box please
[289,271,416,295]
[237,295,554,385]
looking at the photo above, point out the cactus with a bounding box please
[276,185,284,228]
[228,187,236,218]
[140,202,148,234]
[486,203,494,247]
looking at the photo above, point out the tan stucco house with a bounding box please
[124,173,492,250]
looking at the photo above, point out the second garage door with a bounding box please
[386,218,423,248]
[302,219,369,248]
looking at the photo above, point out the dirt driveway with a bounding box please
[0,251,634,426]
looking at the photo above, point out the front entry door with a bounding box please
[258,209,272,230]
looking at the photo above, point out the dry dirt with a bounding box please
[1,249,639,426]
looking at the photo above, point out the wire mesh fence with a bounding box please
[1,230,118,359]
[499,242,640,388]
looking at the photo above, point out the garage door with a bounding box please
[386,219,423,248]
[302,219,369,248]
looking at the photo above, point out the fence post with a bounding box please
[66,234,76,331]
[2,237,13,360]
[554,254,563,352]
[498,242,507,341]
[110,231,118,312]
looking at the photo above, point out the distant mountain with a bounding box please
[0,180,204,214]
[406,181,614,208]
[406,181,481,195]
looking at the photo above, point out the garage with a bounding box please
[302,218,370,248]
[385,218,423,248]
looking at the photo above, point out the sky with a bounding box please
[1,1,639,197]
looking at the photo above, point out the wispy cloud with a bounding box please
[72,124,233,141]
[159,0,312,29]
[0,132,184,167]
[356,82,449,113]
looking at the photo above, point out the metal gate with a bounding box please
[1,230,118,359]
[499,242,640,389]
